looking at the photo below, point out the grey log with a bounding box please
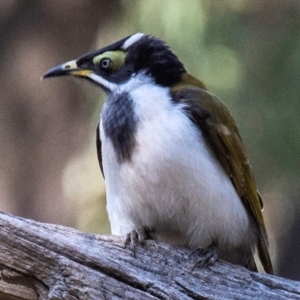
[0,212,299,300]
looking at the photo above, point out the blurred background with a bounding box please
[0,0,299,280]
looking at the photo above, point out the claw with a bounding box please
[124,226,154,257]
[191,242,218,271]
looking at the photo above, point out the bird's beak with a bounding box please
[42,59,93,79]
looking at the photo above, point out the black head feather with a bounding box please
[127,35,186,86]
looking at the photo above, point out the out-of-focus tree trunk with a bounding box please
[0,1,122,226]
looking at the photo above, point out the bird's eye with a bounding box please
[100,58,111,69]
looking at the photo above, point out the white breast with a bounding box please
[100,76,253,249]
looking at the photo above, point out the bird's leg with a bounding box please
[124,226,154,257]
[191,241,218,271]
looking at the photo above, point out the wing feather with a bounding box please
[96,123,104,178]
[171,83,273,274]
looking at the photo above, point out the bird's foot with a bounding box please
[191,242,218,271]
[124,226,154,257]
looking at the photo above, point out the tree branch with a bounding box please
[0,212,299,300]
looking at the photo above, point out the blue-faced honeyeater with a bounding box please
[43,33,273,274]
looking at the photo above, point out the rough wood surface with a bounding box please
[0,211,299,300]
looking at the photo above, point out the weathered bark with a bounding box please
[0,212,299,300]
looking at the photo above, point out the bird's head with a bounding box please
[43,33,186,93]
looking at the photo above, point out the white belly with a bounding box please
[100,82,253,249]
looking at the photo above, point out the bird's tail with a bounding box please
[257,235,274,274]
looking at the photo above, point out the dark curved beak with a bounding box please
[42,59,93,80]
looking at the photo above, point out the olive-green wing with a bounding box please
[96,123,104,178]
[171,81,273,274]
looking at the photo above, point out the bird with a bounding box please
[43,33,273,274]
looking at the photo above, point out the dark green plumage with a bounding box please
[171,73,273,274]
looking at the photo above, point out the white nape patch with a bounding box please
[88,73,118,92]
[121,33,144,50]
